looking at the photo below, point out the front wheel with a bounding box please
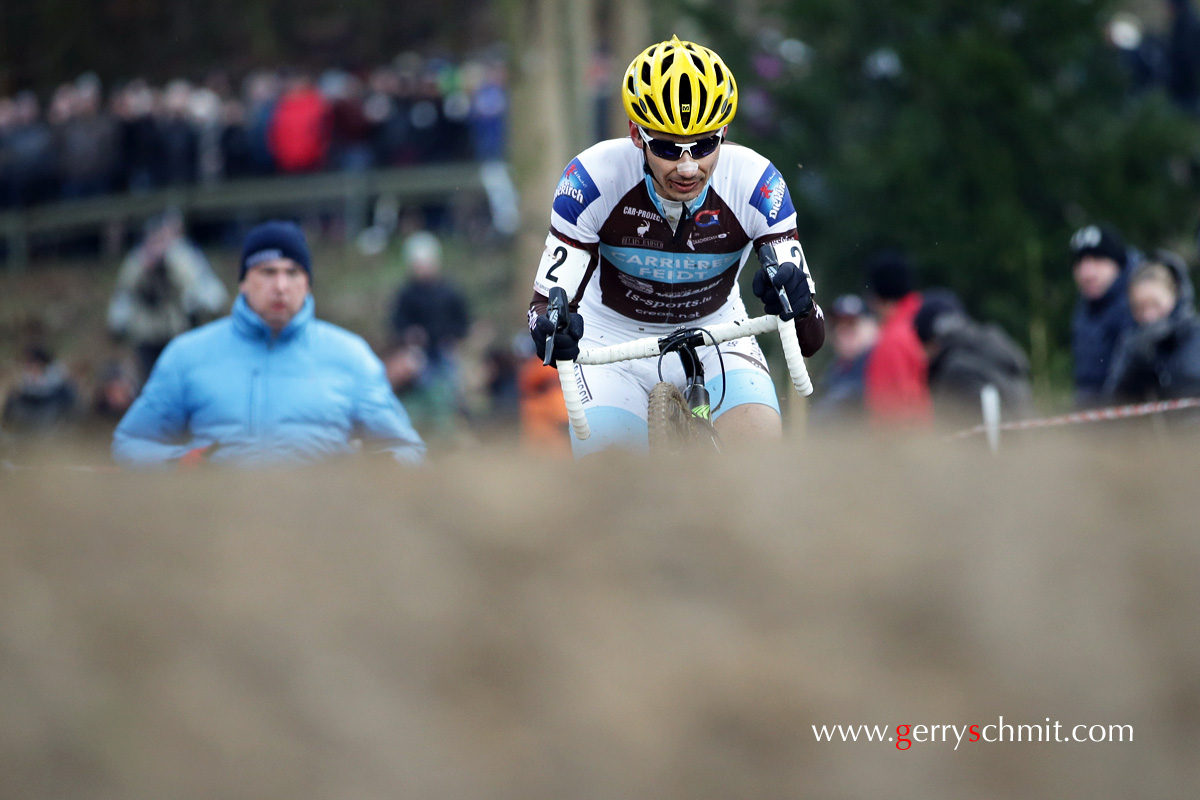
[647,382,721,454]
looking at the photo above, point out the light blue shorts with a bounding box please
[568,333,780,458]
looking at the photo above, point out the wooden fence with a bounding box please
[0,162,498,271]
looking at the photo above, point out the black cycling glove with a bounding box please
[531,311,585,362]
[753,261,814,322]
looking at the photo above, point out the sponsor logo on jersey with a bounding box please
[752,165,796,224]
[600,243,741,284]
[622,291,718,312]
[623,206,663,222]
[621,236,664,249]
[689,232,729,247]
[553,159,600,224]
[694,209,720,227]
[617,273,656,294]
[656,279,723,298]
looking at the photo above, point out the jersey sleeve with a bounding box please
[726,148,798,242]
[530,143,627,323]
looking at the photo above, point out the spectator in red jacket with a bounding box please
[862,250,933,427]
[267,73,331,173]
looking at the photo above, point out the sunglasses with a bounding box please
[637,127,723,161]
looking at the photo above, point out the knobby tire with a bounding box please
[647,382,720,454]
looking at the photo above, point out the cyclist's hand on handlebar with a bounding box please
[753,261,814,322]
[532,311,585,363]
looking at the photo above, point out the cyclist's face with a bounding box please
[631,121,723,203]
[240,258,310,332]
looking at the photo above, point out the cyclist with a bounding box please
[528,35,825,455]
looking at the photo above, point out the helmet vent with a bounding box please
[661,83,674,124]
[677,80,692,128]
[661,52,675,71]
[704,98,721,127]
[643,96,665,126]
[641,62,652,85]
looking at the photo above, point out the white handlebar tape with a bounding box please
[777,316,813,396]
[557,315,812,444]
[575,316,780,365]
[557,360,591,440]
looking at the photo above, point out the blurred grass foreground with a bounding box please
[2,432,1198,799]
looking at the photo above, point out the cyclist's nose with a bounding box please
[677,158,699,178]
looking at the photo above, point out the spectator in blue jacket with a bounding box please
[113,221,425,467]
[1069,224,1138,407]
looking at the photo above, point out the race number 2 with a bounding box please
[533,234,590,297]
[768,239,816,294]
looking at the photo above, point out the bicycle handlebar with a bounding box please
[556,314,812,441]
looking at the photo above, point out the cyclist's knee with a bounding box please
[713,403,782,441]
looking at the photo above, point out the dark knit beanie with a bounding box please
[1069,224,1127,270]
[239,221,312,282]
[865,249,914,301]
[913,289,966,344]
[830,293,868,320]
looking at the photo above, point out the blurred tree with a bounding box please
[688,0,1199,396]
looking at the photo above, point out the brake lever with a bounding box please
[755,243,794,318]
[543,286,569,366]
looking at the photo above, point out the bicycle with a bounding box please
[542,246,814,452]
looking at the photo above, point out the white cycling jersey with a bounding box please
[527,135,824,455]
[529,136,821,343]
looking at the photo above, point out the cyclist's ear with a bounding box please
[629,120,644,148]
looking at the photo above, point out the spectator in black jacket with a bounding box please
[1103,251,1200,409]
[1,92,57,207]
[388,231,470,370]
[914,289,1034,424]
[1166,0,1200,113]
[1069,224,1138,408]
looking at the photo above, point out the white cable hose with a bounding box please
[776,316,813,396]
[556,360,592,440]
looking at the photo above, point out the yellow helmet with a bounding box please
[622,35,738,136]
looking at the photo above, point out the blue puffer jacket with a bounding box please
[113,294,425,466]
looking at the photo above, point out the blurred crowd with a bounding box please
[6,219,1200,458]
[1109,0,1200,113]
[812,221,1200,436]
[1,222,560,459]
[0,52,508,210]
